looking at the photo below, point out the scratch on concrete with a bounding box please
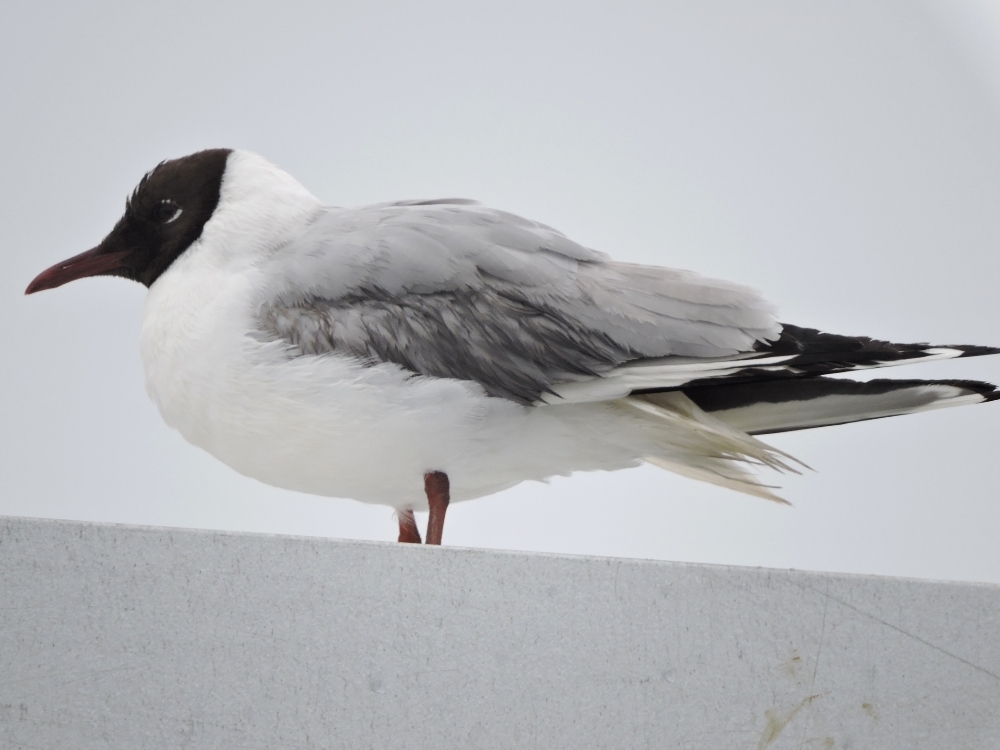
[791,581,1000,682]
[756,694,821,750]
[811,581,829,691]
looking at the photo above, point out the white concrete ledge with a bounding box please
[1,516,998,749]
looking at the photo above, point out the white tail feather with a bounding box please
[620,392,802,503]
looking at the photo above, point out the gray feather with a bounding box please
[256,203,780,404]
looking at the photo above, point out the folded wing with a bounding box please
[257,201,780,404]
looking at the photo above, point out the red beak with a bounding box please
[25,247,130,295]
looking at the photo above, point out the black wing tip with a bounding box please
[927,378,999,401]
[903,377,1000,403]
[757,325,1000,373]
[954,344,1000,358]
[684,376,1000,411]
[764,324,1000,356]
[866,377,998,394]
[682,376,998,436]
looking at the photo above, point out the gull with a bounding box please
[26,149,999,545]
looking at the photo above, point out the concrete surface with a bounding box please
[1,516,998,749]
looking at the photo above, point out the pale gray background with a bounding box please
[3,1,999,582]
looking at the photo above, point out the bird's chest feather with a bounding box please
[139,249,261,448]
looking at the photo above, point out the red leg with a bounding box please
[397,508,422,544]
[424,471,450,546]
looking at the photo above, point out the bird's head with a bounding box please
[25,148,232,294]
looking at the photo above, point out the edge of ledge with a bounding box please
[2,512,998,591]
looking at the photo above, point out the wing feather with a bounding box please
[257,202,781,403]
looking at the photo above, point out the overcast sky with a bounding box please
[3,1,1000,583]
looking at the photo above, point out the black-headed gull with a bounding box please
[26,149,999,544]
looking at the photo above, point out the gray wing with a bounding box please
[257,200,780,404]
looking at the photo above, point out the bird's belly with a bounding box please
[145,337,651,508]
[148,339,483,502]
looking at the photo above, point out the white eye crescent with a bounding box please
[154,200,183,224]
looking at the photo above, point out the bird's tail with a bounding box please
[626,376,998,501]
[622,391,801,503]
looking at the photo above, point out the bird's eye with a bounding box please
[153,200,182,224]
